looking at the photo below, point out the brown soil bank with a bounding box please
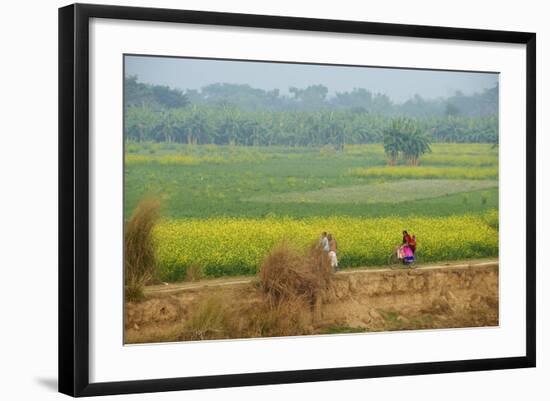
[125,261,498,344]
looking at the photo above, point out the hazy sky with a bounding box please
[125,55,498,103]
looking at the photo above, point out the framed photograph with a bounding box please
[58,3,536,397]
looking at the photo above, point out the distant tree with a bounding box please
[184,106,212,144]
[402,130,432,165]
[151,85,189,108]
[383,119,405,165]
[445,102,460,117]
[383,117,431,165]
[289,85,329,109]
[124,75,188,109]
[125,105,160,142]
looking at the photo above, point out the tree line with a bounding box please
[125,76,498,117]
[124,76,498,146]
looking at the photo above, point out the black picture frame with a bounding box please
[59,3,536,397]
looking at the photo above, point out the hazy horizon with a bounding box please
[125,55,499,104]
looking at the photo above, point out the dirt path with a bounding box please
[144,258,498,295]
[127,258,499,343]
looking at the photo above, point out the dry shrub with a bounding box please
[305,242,333,297]
[180,241,333,341]
[125,197,160,301]
[259,241,332,306]
[182,296,228,340]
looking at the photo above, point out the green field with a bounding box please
[125,143,498,219]
[124,142,499,280]
[246,179,497,204]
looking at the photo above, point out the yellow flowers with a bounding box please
[349,166,498,180]
[153,211,498,281]
[125,154,200,165]
[421,153,498,167]
[123,142,501,282]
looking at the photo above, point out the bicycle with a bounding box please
[388,245,417,270]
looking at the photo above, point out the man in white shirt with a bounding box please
[320,232,329,252]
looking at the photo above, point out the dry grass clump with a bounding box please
[183,296,228,340]
[124,197,160,302]
[305,242,334,296]
[245,297,312,338]
[180,241,333,341]
[259,241,332,306]
[180,292,313,341]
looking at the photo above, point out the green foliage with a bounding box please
[124,103,498,147]
[125,75,188,109]
[125,143,499,221]
[383,117,432,165]
[126,76,498,117]
[124,75,498,147]
[246,179,497,204]
[483,209,499,230]
[481,193,488,205]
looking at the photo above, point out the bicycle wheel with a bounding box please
[388,252,401,269]
[407,255,418,270]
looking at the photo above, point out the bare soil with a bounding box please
[125,259,498,344]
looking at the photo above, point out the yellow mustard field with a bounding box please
[153,211,499,281]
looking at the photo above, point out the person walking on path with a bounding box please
[319,232,330,253]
